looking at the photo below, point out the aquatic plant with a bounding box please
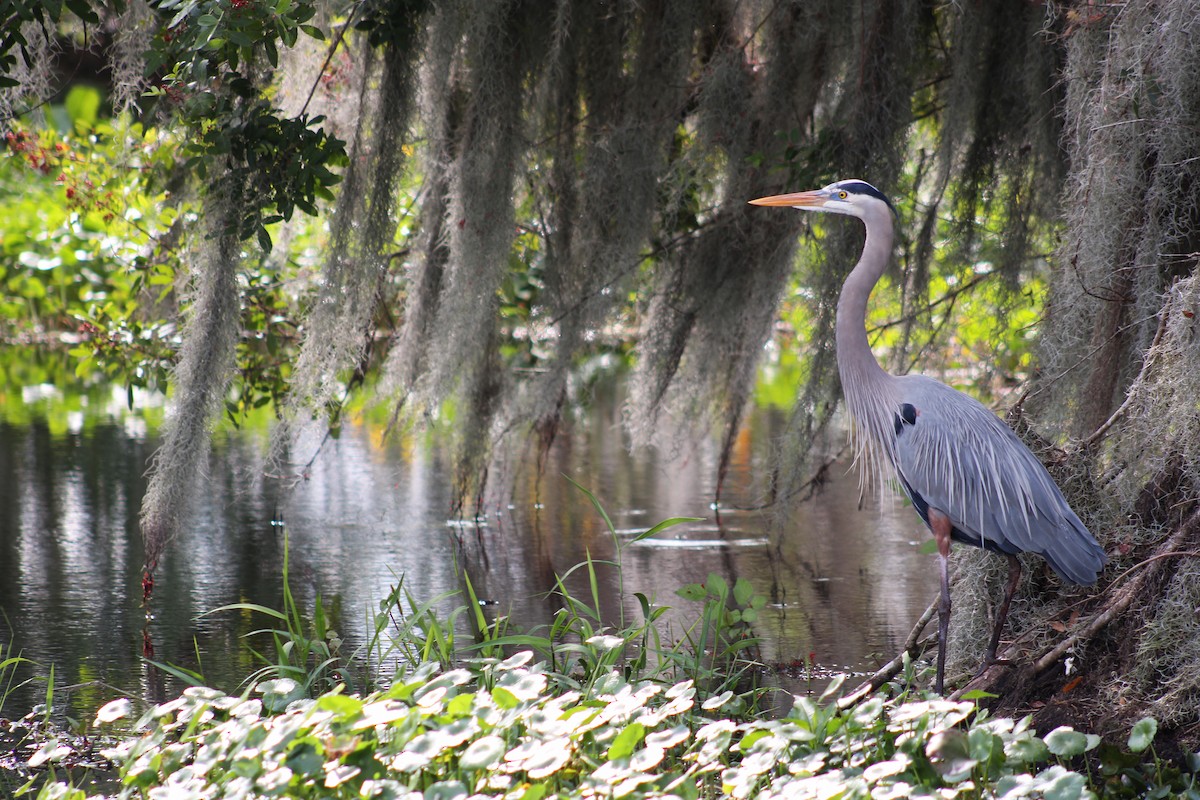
[168,491,764,710]
[0,637,35,716]
[27,662,1200,799]
[13,523,1200,798]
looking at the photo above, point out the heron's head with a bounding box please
[749,179,897,220]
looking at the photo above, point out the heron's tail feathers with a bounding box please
[1037,514,1107,585]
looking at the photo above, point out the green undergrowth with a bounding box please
[146,478,761,708]
[14,489,1200,799]
[24,664,1200,800]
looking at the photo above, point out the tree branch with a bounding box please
[1031,513,1200,674]
[838,597,938,709]
[953,506,1200,699]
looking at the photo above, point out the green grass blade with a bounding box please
[630,516,705,544]
[563,474,615,534]
[143,659,207,687]
[201,603,289,621]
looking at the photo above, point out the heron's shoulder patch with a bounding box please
[893,402,918,435]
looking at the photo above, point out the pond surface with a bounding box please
[0,375,937,721]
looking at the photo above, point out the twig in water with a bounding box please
[838,597,938,709]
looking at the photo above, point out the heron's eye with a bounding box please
[837,190,848,199]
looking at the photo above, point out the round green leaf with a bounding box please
[1043,727,1091,757]
[460,735,505,771]
[1035,765,1088,800]
[1127,716,1158,753]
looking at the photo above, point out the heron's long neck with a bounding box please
[836,207,898,461]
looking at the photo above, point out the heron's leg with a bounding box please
[985,554,1022,664]
[928,508,953,695]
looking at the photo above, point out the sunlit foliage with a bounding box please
[27,660,1198,799]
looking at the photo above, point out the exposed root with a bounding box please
[954,507,1200,720]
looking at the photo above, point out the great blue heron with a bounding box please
[750,179,1107,694]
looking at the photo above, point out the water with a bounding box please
[0,377,937,720]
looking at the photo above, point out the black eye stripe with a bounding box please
[838,181,887,201]
[837,180,900,219]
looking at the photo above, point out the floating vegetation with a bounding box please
[12,511,1200,799]
[25,659,1199,800]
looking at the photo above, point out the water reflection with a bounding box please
[0,379,937,720]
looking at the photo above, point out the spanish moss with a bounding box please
[10,0,1200,724]
[140,190,244,569]
[271,36,418,468]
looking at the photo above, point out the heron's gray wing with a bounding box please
[892,377,1105,584]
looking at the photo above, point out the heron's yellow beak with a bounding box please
[748,190,826,208]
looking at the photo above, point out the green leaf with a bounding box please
[316,693,363,717]
[74,354,95,378]
[732,577,754,606]
[562,474,615,534]
[1127,717,1157,753]
[676,583,707,601]
[607,722,645,761]
[927,729,976,782]
[64,85,101,129]
[632,516,704,543]
[738,729,771,751]
[460,735,505,770]
[518,785,547,800]
[61,0,96,22]
[968,727,1006,774]
[492,686,519,710]
[142,658,206,687]
[1007,734,1050,764]
[202,602,288,621]
[286,743,324,777]
[1043,726,1094,758]
[1036,766,1088,800]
